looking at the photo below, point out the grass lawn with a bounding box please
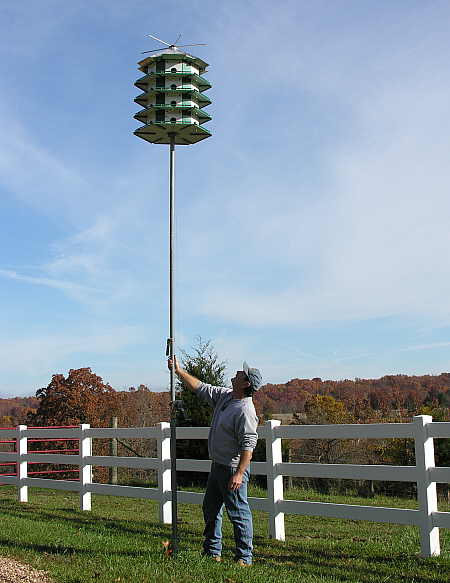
[0,484,449,583]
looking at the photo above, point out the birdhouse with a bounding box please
[134,48,212,145]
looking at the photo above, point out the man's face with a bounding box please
[231,370,250,392]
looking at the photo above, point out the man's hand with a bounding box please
[167,357,201,392]
[168,355,180,375]
[228,470,244,491]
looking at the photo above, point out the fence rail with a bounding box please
[0,425,79,480]
[0,415,448,557]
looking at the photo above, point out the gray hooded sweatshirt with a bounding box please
[196,382,259,468]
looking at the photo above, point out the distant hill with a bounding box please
[253,373,450,418]
[1,371,449,427]
[0,397,39,427]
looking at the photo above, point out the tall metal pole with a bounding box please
[168,133,178,554]
[109,416,118,485]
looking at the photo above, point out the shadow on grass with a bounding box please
[255,546,444,583]
[0,500,204,546]
[253,535,449,583]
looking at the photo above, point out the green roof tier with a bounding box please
[134,121,211,145]
[134,90,211,107]
[134,106,196,123]
[196,93,212,105]
[137,48,209,74]
[195,109,212,122]
[135,104,195,113]
[135,72,212,91]
[134,107,211,125]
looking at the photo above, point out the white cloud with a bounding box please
[183,7,450,328]
[0,268,102,298]
[0,325,147,396]
[399,341,450,353]
[0,108,91,220]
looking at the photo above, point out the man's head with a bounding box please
[243,361,263,395]
[231,362,263,398]
[231,370,250,395]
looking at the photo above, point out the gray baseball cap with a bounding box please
[243,361,263,392]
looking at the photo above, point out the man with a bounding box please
[168,356,262,566]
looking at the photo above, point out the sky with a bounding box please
[1,0,450,397]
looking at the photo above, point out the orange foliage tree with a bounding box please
[28,368,119,427]
[25,368,120,483]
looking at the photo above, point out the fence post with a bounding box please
[157,422,171,524]
[109,417,118,485]
[413,415,440,556]
[265,419,285,540]
[79,424,92,511]
[17,425,28,503]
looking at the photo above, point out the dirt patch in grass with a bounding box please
[0,556,53,583]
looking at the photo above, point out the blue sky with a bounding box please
[1,1,450,397]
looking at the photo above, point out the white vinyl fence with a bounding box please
[0,415,449,557]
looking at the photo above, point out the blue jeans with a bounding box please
[202,462,253,564]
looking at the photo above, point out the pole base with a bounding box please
[162,540,175,557]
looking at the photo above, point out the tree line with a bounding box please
[1,353,449,429]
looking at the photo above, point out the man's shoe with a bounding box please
[236,559,252,567]
[203,554,222,562]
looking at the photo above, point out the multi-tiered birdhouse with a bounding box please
[134,47,212,145]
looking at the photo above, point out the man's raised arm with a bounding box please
[168,355,201,392]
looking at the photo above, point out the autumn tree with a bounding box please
[253,383,308,419]
[28,368,119,427]
[292,395,356,493]
[24,368,119,482]
[0,415,13,427]
[379,405,450,499]
[116,385,170,429]
[100,385,170,486]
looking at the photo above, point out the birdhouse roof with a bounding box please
[134,122,211,146]
[138,48,209,73]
